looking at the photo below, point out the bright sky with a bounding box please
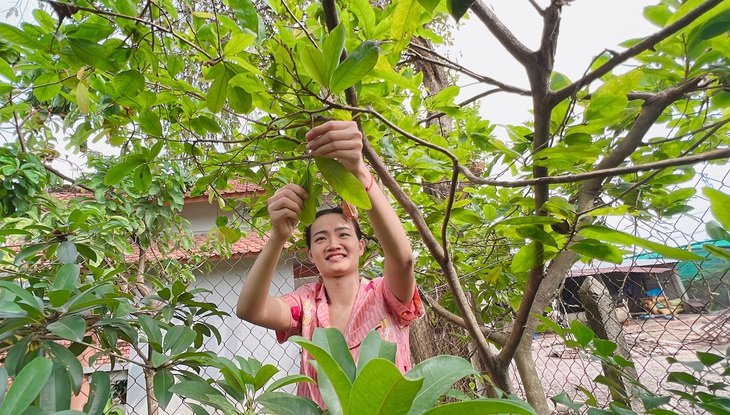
[451,0,656,126]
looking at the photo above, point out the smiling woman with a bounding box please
[235,120,423,408]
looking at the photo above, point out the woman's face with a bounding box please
[306,213,364,278]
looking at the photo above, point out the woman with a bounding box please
[236,120,423,406]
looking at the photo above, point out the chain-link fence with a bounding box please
[66,162,728,414]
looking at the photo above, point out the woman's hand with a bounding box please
[267,184,309,240]
[305,120,368,178]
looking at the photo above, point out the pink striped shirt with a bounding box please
[276,277,424,407]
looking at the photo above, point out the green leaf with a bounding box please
[164,325,196,355]
[348,358,423,415]
[511,241,540,273]
[206,69,230,113]
[5,335,32,377]
[169,381,237,412]
[349,0,376,37]
[228,0,259,33]
[704,244,730,261]
[223,33,255,56]
[68,38,116,72]
[417,0,441,13]
[47,315,86,342]
[57,241,78,264]
[139,110,163,136]
[322,23,347,86]
[0,366,6,407]
[54,263,80,292]
[696,351,725,367]
[13,244,46,264]
[33,72,62,102]
[569,239,623,264]
[265,374,316,393]
[704,188,730,230]
[446,0,476,22]
[257,391,323,415]
[330,41,379,93]
[0,23,45,49]
[687,9,730,56]
[298,167,317,225]
[585,93,628,120]
[405,355,477,415]
[312,328,357,383]
[104,160,140,186]
[592,338,617,358]
[290,333,352,414]
[44,341,84,395]
[138,314,163,346]
[577,225,704,261]
[706,221,730,241]
[76,82,90,116]
[40,362,72,413]
[314,157,372,210]
[0,358,52,415]
[301,45,327,87]
[551,392,584,413]
[83,372,110,415]
[227,86,252,114]
[392,0,423,52]
[570,320,594,347]
[113,70,145,97]
[154,369,175,410]
[422,399,538,415]
[516,226,558,248]
[357,331,397,374]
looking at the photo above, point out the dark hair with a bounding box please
[304,207,363,248]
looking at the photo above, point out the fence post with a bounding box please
[579,276,643,412]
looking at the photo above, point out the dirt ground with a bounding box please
[519,311,730,414]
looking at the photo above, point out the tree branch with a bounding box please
[470,0,533,65]
[552,0,725,105]
[421,291,508,346]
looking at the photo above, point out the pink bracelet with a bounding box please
[365,173,374,192]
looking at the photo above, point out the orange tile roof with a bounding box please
[125,233,270,263]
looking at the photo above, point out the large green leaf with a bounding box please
[424,399,538,414]
[53,263,80,292]
[44,341,84,395]
[0,357,52,415]
[298,166,317,225]
[206,68,230,113]
[322,23,347,85]
[348,0,376,37]
[392,0,423,52]
[291,333,353,415]
[83,372,110,415]
[227,86,252,114]
[33,72,62,102]
[112,70,145,97]
[138,314,163,347]
[348,358,423,415]
[40,362,72,413]
[164,325,196,355]
[154,369,175,410]
[405,355,477,415]
[704,188,730,230]
[228,0,259,33]
[511,241,541,273]
[330,41,380,94]
[47,315,86,342]
[585,93,628,120]
[265,374,316,393]
[67,38,116,72]
[138,110,163,136]
[104,160,141,186]
[568,239,623,264]
[314,157,372,210]
[301,45,328,87]
[257,391,323,415]
[0,23,45,49]
[357,331,397,375]
[169,380,237,412]
[312,328,357,383]
[577,225,704,261]
[57,241,78,265]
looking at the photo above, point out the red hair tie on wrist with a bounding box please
[365,173,374,192]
